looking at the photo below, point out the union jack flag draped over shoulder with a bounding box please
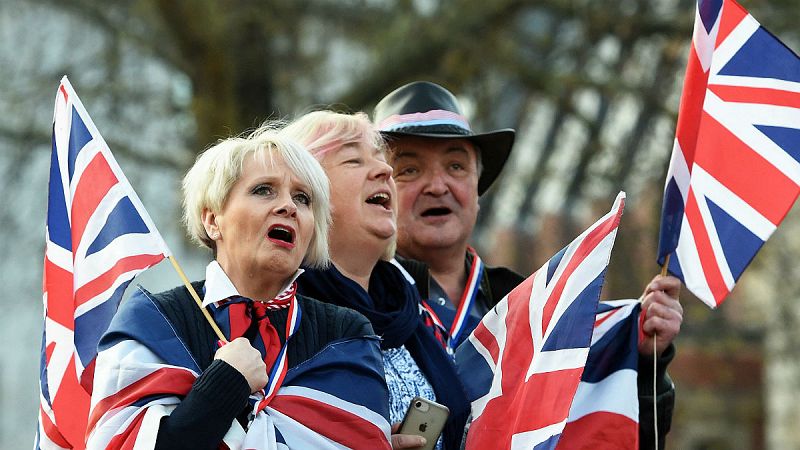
[657,0,800,307]
[86,287,392,449]
[36,77,171,449]
[456,193,625,450]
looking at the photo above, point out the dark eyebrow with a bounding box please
[391,150,420,161]
[444,146,471,157]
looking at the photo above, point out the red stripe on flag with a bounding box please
[59,84,69,103]
[593,308,621,329]
[270,394,391,449]
[105,410,146,450]
[709,84,800,109]
[74,254,164,308]
[557,411,639,449]
[675,45,712,171]
[44,258,75,329]
[473,322,501,365]
[684,190,729,303]
[45,342,56,365]
[715,0,749,48]
[39,404,73,449]
[542,207,622,331]
[695,112,799,225]
[71,153,118,250]
[50,355,91,449]
[87,367,195,432]
[466,368,585,449]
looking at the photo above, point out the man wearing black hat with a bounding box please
[374,81,683,449]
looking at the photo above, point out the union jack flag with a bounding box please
[657,0,800,307]
[455,193,625,450]
[36,77,170,449]
[87,287,392,449]
[556,300,640,449]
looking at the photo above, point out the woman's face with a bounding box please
[207,152,315,290]
[321,141,396,254]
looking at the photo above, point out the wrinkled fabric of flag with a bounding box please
[658,0,800,307]
[86,287,392,449]
[36,77,171,450]
[556,300,640,450]
[456,193,625,450]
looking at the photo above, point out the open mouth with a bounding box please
[421,207,452,217]
[366,192,391,210]
[267,225,295,245]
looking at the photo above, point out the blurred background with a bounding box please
[1,0,798,448]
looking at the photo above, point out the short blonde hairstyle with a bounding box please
[182,124,331,268]
[281,110,396,259]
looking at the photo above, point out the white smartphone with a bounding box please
[397,397,450,450]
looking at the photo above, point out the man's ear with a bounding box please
[202,208,220,240]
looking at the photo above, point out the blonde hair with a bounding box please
[281,110,396,259]
[182,123,331,268]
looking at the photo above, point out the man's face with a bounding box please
[389,136,480,259]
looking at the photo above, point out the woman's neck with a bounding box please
[230,272,287,302]
[331,256,377,291]
[329,240,384,291]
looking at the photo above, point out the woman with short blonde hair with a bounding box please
[88,124,389,449]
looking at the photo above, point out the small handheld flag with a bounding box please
[657,0,800,307]
[456,192,625,449]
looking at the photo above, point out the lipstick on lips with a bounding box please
[267,224,296,249]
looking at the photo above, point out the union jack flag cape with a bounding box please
[86,287,392,449]
[36,77,171,449]
[556,300,640,449]
[657,0,800,307]
[455,193,625,450]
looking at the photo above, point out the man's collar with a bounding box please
[201,261,304,307]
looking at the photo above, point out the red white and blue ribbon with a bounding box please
[448,247,484,351]
[254,283,302,414]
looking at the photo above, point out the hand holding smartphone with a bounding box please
[397,397,449,450]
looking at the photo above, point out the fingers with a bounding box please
[642,298,683,334]
[639,275,684,356]
[390,422,426,449]
[643,274,681,299]
[214,337,268,393]
[391,433,426,449]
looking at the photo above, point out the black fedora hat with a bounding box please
[374,81,515,195]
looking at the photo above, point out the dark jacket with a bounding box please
[397,255,676,450]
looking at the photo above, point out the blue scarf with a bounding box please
[298,261,470,450]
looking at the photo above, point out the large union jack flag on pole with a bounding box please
[455,193,625,450]
[657,0,800,307]
[36,76,171,449]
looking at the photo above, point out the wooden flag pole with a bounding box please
[168,255,228,343]
[652,252,670,450]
